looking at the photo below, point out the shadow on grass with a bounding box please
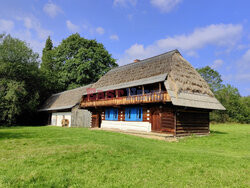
[210,130,227,135]
[0,132,35,140]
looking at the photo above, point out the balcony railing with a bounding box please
[80,91,170,107]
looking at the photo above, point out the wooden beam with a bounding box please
[116,90,118,98]
[142,85,144,95]
[159,82,161,93]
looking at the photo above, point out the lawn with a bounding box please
[0,124,249,187]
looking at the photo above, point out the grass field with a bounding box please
[0,124,249,187]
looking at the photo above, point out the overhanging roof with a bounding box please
[93,73,168,93]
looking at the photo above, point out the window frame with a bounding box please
[105,108,118,121]
[125,107,143,121]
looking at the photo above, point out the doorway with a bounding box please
[152,110,161,131]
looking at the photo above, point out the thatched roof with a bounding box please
[39,84,92,111]
[91,50,225,110]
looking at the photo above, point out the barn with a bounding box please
[80,50,225,136]
[40,85,92,127]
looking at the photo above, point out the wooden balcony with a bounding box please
[80,92,171,107]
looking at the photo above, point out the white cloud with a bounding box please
[150,0,182,13]
[0,19,14,33]
[110,34,119,41]
[66,20,80,33]
[127,14,133,20]
[222,49,250,90]
[9,15,53,57]
[96,27,105,35]
[17,16,52,40]
[113,0,137,7]
[43,2,63,18]
[118,23,243,65]
[212,59,224,69]
[239,49,250,70]
[234,49,250,82]
[13,29,45,57]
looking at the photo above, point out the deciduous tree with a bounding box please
[0,34,40,125]
[53,33,117,90]
[197,66,223,92]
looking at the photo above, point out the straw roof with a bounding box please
[39,84,92,111]
[91,50,225,110]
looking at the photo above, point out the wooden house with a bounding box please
[40,85,92,127]
[80,50,225,136]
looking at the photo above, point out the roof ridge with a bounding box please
[110,49,179,72]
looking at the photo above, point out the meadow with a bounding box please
[0,124,249,187]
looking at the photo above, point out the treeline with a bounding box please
[197,66,249,124]
[0,33,249,125]
[0,33,117,125]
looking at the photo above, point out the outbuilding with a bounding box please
[40,85,92,127]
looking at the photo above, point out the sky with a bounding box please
[0,0,249,96]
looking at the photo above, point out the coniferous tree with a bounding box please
[40,36,63,97]
[41,36,53,71]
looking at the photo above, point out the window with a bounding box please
[106,109,110,119]
[125,107,143,121]
[113,109,118,120]
[137,108,142,119]
[105,108,118,120]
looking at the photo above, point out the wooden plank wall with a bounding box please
[176,110,209,136]
[143,108,151,122]
[118,108,125,121]
[71,107,91,127]
[161,108,175,133]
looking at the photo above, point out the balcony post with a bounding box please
[159,82,161,93]
[116,90,118,98]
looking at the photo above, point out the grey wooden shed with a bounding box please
[39,85,92,127]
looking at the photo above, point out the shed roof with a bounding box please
[39,84,92,111]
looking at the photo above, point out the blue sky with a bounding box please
[0,0,249,96]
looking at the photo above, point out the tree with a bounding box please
[210,85,249,123]
[0,79,27,125]
[53,33,118,90]
[197,66,223,92]
[239,96,250,124]
[41,36,54,72]
[40,36,62,98]
[0,34,41,125]
[197,66,249,124]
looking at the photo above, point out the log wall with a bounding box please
[176,110,209,136]
[161,108,175,133]
[89,105,210,136]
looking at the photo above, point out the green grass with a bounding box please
[0,124,249,187]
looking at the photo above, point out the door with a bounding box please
[92,113,101,128]
[152,110,161,131]
[92,114,99,128]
